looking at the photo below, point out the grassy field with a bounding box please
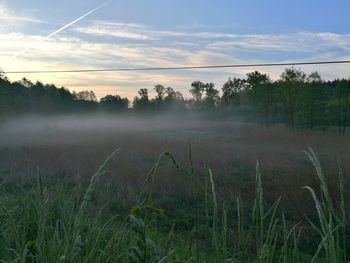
[0,113,349,262]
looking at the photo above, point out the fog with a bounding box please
[1,113,350,206]
[0,113,240,146]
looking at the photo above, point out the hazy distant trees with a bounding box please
[203,83,219,108]
[0,70,7,80]
[190,81,219,109]
[163,87,185,108]
[190,81,205,102]
[299,72,326,130]
[0,70,9,114]
[246,71,272,126]
[279,68,306,129]
[133,88,150,110]
[222,77,246,108]
[1,68,350,133]
[100,95,129,111]
[72,90,97,102]
[0,74,129,114]
[334,79,350,133]
[186,68,350,132]
[154,84,165,109]
[154,84,165,100]
[133,85,184,111]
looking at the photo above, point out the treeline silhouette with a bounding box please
[1,68,349,133]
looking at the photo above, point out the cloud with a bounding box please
[65,19,348,67]
[76,26,153,40]
[75,21,153,40]
[1,18,350,100]
[72,21,350,53]
[73,21,243,41]
[207,32,350,53]
[0,1,41,26]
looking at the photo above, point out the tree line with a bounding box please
[1,68,350,133]
[0,73,129,114]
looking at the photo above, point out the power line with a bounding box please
[3,60,350,74]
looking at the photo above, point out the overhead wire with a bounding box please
[3,60,350,74]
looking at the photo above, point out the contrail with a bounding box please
[45,0,113,39]
[12,0,113,59]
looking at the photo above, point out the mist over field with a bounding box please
[0,113,243,148]
[1,113,349,206]
[0,113,199,144]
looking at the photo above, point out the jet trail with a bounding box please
[12,0,113,59]
[45,0,113,39]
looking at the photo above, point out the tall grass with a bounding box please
[0,147,347,262]
[303,147,347,263]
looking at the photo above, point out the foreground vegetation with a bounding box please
[0,147,348,262]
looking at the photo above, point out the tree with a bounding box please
[204,82,220,108]
[154,84,165,100]
[138,88,148,99]
[0,69,8,81]
[221,77,246,108]
[280,68,306,129]
[334,79,350,134]
[0,69,9,114]
[153,84,165,109]
[246,71,272,126]
[19,78,34,88]
[133,88,150,110]
[100,95,129,111]
[163,87,177,103]
[162,87,185,109]
[73,90,97,102]
[190,81,205,102]
[297,72,327,130]
[174,91,184,100]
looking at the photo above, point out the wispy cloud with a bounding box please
[207,32,350,53]
[73,21,243,41]
[75,21,153,40]
[0,1,41,26]
[73,21,350,54]
[72,21,350,64]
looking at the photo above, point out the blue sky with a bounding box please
[1,0,350,99]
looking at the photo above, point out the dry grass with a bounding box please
[0,114,349,217]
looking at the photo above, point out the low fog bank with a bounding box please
[1,112,350,213]
[0,112,242,146]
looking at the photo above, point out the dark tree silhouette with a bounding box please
[222,77,246,108]
[280,68,306,129]
[133,88,150,110]
[100,95,129,111]
[204,82,219,108]
[246,71,272,126]
[73,90,97,102]
[190,81,205,102]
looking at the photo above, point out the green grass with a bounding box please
[0,148,348,262]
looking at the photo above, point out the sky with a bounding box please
[0,0,350,99]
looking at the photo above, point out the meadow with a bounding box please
[0,113,349,262]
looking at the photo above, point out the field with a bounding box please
[0,113,349,262]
